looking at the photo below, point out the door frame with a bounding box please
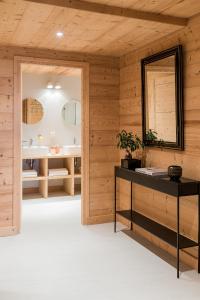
[13,56,90,233]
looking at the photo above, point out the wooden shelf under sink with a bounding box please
[74,174,81,178]
[22,176,46,182]
[48,175,72,180]
[22,154,81,199]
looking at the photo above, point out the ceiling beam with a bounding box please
[25,0,188,27]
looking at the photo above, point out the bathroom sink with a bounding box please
[22,146,49,157]
[62,145,81,156]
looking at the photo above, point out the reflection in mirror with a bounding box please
[146,56,176,142]
[22,98,43,125]
[62,101,81,126]
[141,45,183,150]
[76,102,81,126]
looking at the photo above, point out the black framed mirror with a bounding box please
[141,45,184,150]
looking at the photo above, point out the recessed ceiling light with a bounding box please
[56,32,64,38]
[47,82,54,89]
[55,82,62,90]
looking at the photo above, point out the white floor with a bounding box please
[0,197,200,300]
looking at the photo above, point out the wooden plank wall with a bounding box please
[0,46,119,233]
[119,13,200,269]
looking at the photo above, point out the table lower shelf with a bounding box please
[116,210,198,249]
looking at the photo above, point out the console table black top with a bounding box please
[115,166,199,197]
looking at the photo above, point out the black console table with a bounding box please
[114,166,200,278]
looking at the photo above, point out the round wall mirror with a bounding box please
[22,98,44,125]
[62,101,81,126]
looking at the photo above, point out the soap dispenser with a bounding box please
[37,134,44,146]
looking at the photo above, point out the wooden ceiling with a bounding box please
[84,0,200,18]
[22,63,81,76]
[0,0,199,56]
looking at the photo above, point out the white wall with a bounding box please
[22,73,81,146]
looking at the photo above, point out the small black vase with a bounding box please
[168,165,182,181]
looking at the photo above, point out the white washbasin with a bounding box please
[62,145,81,155]
[22,146,49,157]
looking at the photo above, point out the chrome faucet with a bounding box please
[29,138,33,146]
[22,138,33,147]
[73,137,76,145]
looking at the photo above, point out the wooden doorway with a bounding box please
[14,56,90,232]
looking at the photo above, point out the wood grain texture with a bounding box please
[26,0,188,26]
[0,0,194,56]
[22,64,81,76]
[119,14,200,269]
[85,0,200,18]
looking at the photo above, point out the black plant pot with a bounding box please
[121,158,141,170]
[145,140,153,146]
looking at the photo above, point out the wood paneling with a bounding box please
[0,45,119,235]
[0,194,13,227]
[0,0,196,56]
[119,14,200,269]
[87,0,200,18]
[26,0,188,26]
[22,64,81,76]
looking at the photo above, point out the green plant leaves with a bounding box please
[145,129,158,141]
[116,130,143,158]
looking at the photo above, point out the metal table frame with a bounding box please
[114,167,200,278]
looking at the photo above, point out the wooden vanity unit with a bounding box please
[22,154,81,199]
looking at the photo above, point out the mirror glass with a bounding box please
[141,46,183,150]
[145,56,176,142]
[22,98,43,125]
[62,102,81,126]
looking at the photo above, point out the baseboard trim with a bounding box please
[0,226,18,237]
[86,214,114,225]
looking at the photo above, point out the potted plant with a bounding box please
[117,130,144,170]
[145,129,164,146]
[146,129,158,144]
